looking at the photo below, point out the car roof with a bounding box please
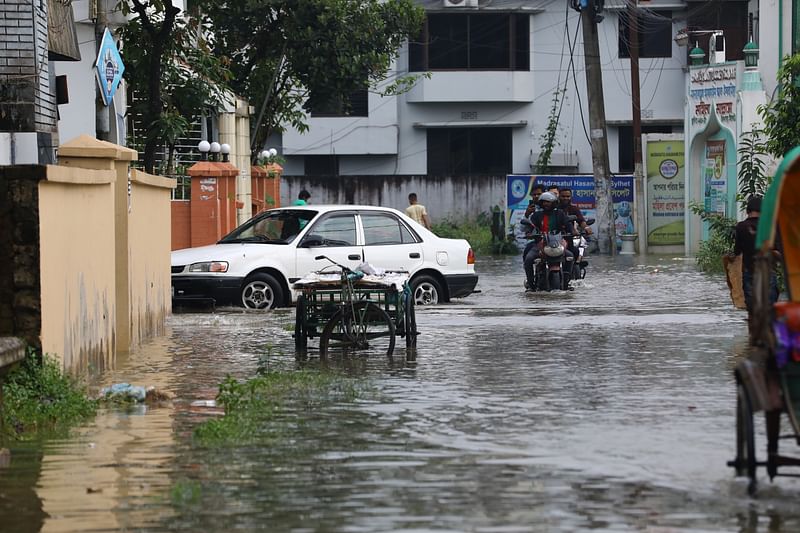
[271,205,403,214]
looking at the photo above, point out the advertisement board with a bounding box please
[645,138,685,246]
[506,175,634,250]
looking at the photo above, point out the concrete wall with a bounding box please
[282,174,509,222]
[38,165,116,371]
[0,138,175,371]
[128,169,174,350]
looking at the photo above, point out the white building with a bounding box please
[281,0,704,212]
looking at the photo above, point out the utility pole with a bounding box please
[580,4,616,255]
[94,1,110,141]
[629,2,645,253]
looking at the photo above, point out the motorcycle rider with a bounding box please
[524,191,575,291]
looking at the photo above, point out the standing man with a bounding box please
[406,193,431,229]
[734,196,778,313]
[292,190,311,206]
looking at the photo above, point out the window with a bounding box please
[362,213,418,246]
[686,2,747,62]
[617,124,673,173]
[308,89,368,117]
[619,10,672,58]
[409,13,529,71]
[305,155,339,176]
[795,0,800,55]
[307,214,357,246]
[427,128,512,175]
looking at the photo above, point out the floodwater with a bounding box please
[3,255,800,532]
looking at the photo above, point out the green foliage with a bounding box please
[737,127,771,208]
[431,211,517,256]
[119,0,232,173]
[534,87,565,174]
[1,351,97,439]
[169,479,202,506]
[194,370,369,447]
[197,0,425,149]
[759,54,800,158]
[688,201,736,273]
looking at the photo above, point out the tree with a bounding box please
[196,0,425,155]
[759,54,800,159]
[118,0,231,173]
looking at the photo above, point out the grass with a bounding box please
[432,211,517,256]
[1,351,97,440]
[193,368,371,447]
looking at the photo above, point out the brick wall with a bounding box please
[171,201,191,250]
[0,165,45,354]
[0,0,56,159]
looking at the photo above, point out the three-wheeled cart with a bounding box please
[292,269,417,359]
[730,146,800,494]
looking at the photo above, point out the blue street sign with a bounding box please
[95,28,125,107]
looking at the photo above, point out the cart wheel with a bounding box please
[320,302,395,359]
[404,292,417,351]
[736,384,758,494]
[294,295,307,352]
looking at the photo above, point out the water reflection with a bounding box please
[3,255,800,531]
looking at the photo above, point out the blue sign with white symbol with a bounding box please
[95,28,124,107]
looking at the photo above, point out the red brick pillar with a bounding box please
[251,163,282,212]
[186,160,240,247]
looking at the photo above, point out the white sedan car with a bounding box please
[171,205,478,309]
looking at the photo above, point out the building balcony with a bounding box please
[405,71,535,103]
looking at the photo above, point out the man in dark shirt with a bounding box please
[558,188,593,236]
[734,196,778,312]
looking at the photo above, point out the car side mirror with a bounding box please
[585,218,596,225]
[300,234,325,248]
[519,218,533,230]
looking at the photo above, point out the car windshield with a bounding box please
[218,210,318,245]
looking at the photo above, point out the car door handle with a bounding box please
[409,253,420,259]
[348,254,361,260]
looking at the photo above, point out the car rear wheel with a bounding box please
[411,275,442,306]
[241,273,283,309]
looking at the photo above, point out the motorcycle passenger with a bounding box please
[524,185,544,218]
[524,192,575,291]
[558,188,592,236]
[558,187,592,264]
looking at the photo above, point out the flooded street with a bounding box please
[3,255,800,532]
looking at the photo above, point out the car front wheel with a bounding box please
[241,273,283,309]
[411,275,442,306]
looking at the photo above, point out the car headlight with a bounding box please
[188,261,229,273]
[543,245,564,258]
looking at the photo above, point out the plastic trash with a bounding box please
[100,383,147,402]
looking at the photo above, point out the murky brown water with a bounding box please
[3,255,800,532]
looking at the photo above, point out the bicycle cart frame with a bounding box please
[729,146,800,494]
[293,275,417,358]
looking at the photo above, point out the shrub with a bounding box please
[1,351,97,439]
[431,211,517,256]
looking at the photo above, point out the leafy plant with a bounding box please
[534,87,566,174]
[759,54,800,158]
[1,351,97,439]
[688,201,736,273]
[737,127,771,209]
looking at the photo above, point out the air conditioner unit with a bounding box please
[443,0,478,7]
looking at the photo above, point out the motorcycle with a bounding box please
[568,217,595,282]
[519,218,573,292]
